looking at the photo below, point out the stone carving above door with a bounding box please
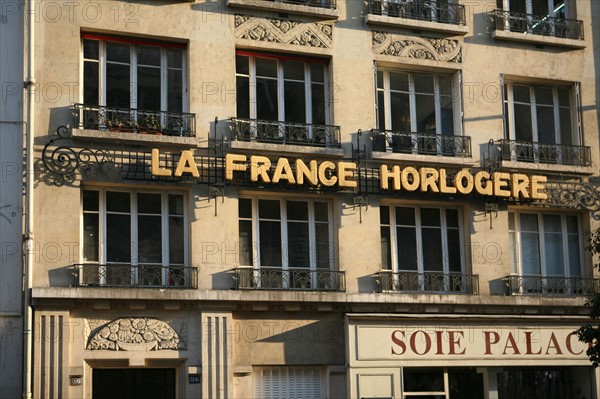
[87,318,184,351]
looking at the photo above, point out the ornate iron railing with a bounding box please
[371,129,472,157]
[230,117,341,148]
[377,271,479,294]
[368,0,465,25]
[504,275,599,297]
[73,103,196,137]
[493,9,584,40]
[73,263,198,289]
[264,0,336,9]
[498,139,591,166]
[234,267,345,292]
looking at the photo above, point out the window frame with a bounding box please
[498,0,569,18]
[80,35,188,113]
[80,188,189,286]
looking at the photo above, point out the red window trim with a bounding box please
[235,50,328,64]
[81,33,186,49]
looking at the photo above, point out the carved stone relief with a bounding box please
[234,14,332,48]
[86,318,185,351]
[373,31,462,62]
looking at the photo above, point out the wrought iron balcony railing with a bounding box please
[234,267,345,292]
[263,0,336,9]
[504,275,599,297]
[73,263,198,289]
[371,129,472,157]
[377,271,479,294]
[493,9,584,40]
[73,103,196,137]
[368,0,466,25]
[498,139,591,167]
[230,117,341,148]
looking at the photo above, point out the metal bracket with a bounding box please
[353,195,368,223]
[485,202,498,229]
[209,184,225,216]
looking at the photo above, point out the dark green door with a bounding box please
[93,368,176,399]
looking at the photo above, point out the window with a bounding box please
[253,366,324,399]
[497,367,593,399]
[502,82,586,165]
[82,189,188,287]
[379,206,471,293]
[370,0,464,25]
[375,69,463,156]
[402,367,483,399]
[508,212,582,278]
[235,52,329,125]
[497,0,568,19]
[238,198,338,290]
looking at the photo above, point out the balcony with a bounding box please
[499,139,592,167]
[73,263,198,289]
[234,267,346,292]
[371,129,472,158]
[492,9,585,48]
[227,0,338,18]
[73,103,196,138]
[377,271,479,294]
[504,275,599,297]
[366,0,467,35]
[230,117,341,149]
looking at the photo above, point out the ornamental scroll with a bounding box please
[373,31,462,62]
[87,318,184,351]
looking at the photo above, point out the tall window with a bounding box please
[83,35,186,112]
[82,189,188,287]
[497,0,567,18]
[235,52,329,125]
[380,206,463,274]
[376,69,456,135]
[508,212,582,278]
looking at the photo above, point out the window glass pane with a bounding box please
[380,205,390,225]
[558,87,570,107]
[287,201,308,221]
[256,78,278,121]
[84,62,99,105]
[288,222,309,268]
[446,209,459,228]
[239,198,252,219]
[513,85,531,103]
[167,48,182,69]
[311,83,326,125]
[566,215,578,233]
[514,103,533,141]
[391,92,411,132]
[559,108,573,145]
[106,42,130,63]
[404,368,445,392]
[283,60,304,80]
[284,81,306,123]
[169,194,184,215]
[422,228,443,271]
[397,227,417,271]
[106,63,130,108]
[83,213,99,262]
[169,216,184,264]
[536,105,556,144]
[521,232,541,275]
[396,207,415,225]
[448,368,484,399]
[447,228,461,272]
[315,202,329,222]
[376,70,384,89]
[167,69,183,113]
[543,214,562,233]
[441,96,454,135]
[259,221,282,267]
[256,57,277,78]
[377,91,386,131]
[534,86,554,105]
[138,66,161,111]
[380,226,392,270]
[508,212,515,230]
[239,220,253,266]
[316,224,331,269]
[414,74,434,94]
[236,55,249,75]
[567,235,581,277]
[416,94,436,134]
[106,191,130,213]
[83,190,99,211]
[439,75,453,97]
[137,45,160,66]
[544,232,564,275]
[310,63,324,83]
[390,72,409,92]
[520,214,539,231]
[259,199,280,219]
[532,0,549,16]
[83,39,99,60]
[138,193,161,214]
[421,208,441,226]
[236,76,250,119]
[509,231,517,274]
[106,214,131,262]
[138,215,162,263]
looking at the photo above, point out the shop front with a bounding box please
[347,314,598,399]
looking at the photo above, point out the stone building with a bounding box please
[22,0,600,398]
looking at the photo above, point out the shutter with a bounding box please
[254,366,323,399]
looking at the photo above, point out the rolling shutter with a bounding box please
[254,366,323,399]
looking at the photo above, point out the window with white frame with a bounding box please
[497,0,568,19]
[238,198,335,289]
[82,189,188,287]
[379,206,467,292]
[235,52,329,126]
[83,35,186,112]
[508,212,583,278]
[253,366,324,399]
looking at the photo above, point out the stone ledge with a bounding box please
[227,0,339,19]
[231,140,346,157]
[499,160,594,175]
[492,29,586,49]
[72,128,199,147]
[366,14,468,35]
[371,151,476,167]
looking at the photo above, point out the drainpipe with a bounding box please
[23,0,35,396]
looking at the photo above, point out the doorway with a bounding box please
[92,368,176,399]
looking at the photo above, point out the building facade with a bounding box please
[24,0,600,398]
